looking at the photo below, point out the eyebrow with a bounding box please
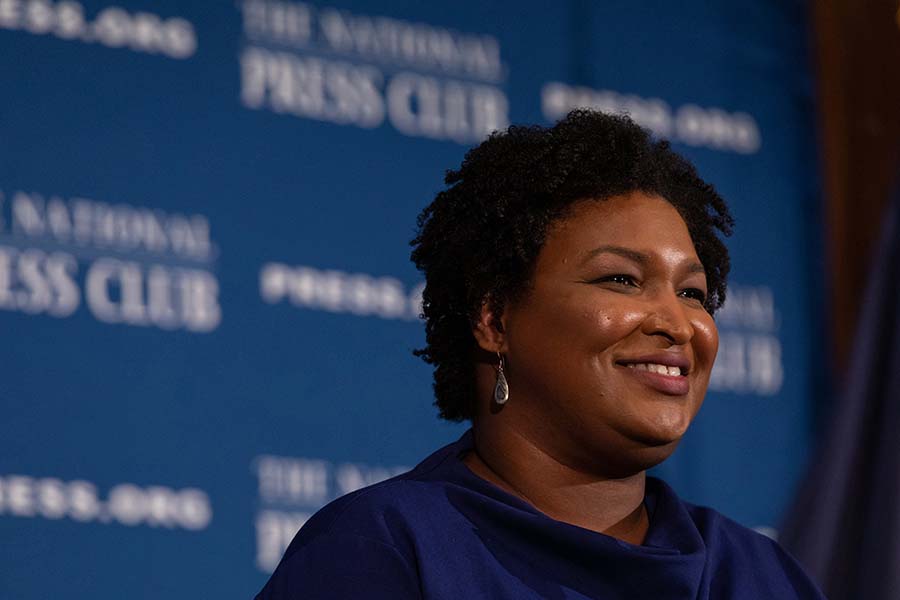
[581,245,706,273]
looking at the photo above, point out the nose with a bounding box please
[640,290,694,345]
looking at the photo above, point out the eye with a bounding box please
[595,274,638,287]
[679,288,707,303]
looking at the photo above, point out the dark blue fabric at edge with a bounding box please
[257,430,825,599]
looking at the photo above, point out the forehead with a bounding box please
[543,192,699,262]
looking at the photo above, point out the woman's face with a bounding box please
[497,192,719,475]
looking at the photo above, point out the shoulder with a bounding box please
[685,501,777,555]
[286,435,463,556]
[285,472,446,557]
[255,439,464,599]
[255,524,422,599]
[684,502,825,598]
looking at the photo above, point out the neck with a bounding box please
[463,421,650,545]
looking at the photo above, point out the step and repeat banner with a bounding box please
[0,1,820,597]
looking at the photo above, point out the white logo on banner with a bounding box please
[709,284,784,396]
[0,1,197,58]
[0,188,221,332]
[0,474,212,530]
[260,262,423,321]
[252,454,407,572]
[236,0,509,143]
[541,82,762,154]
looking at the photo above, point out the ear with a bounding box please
[472,300,507,353]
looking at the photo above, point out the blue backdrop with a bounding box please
[0,1,820,597]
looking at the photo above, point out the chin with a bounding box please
[602,440,681,478]
[638,406,695,443]
[632,428,686,450]
[616,420,690,469]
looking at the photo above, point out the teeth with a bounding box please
[626,363,683,376]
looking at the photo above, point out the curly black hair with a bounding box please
[410,109,734,422]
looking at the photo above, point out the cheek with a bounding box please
[589,304,646,350]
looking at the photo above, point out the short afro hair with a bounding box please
[410,109,733,422]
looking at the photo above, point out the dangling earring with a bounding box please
[493,351,509,405]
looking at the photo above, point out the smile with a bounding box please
[616,362,690,396]
[625,362,685,376]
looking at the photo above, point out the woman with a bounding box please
[256,110,825,598]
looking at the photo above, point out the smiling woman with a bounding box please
[255,110,825,599]
[467,194,720,489]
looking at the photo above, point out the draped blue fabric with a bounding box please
[259,431,824,599]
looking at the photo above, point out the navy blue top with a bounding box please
[256,431,824,599]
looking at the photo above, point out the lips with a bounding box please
[615,353,691,374]
[615,354,692,396]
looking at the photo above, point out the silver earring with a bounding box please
[493,352,509,405]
